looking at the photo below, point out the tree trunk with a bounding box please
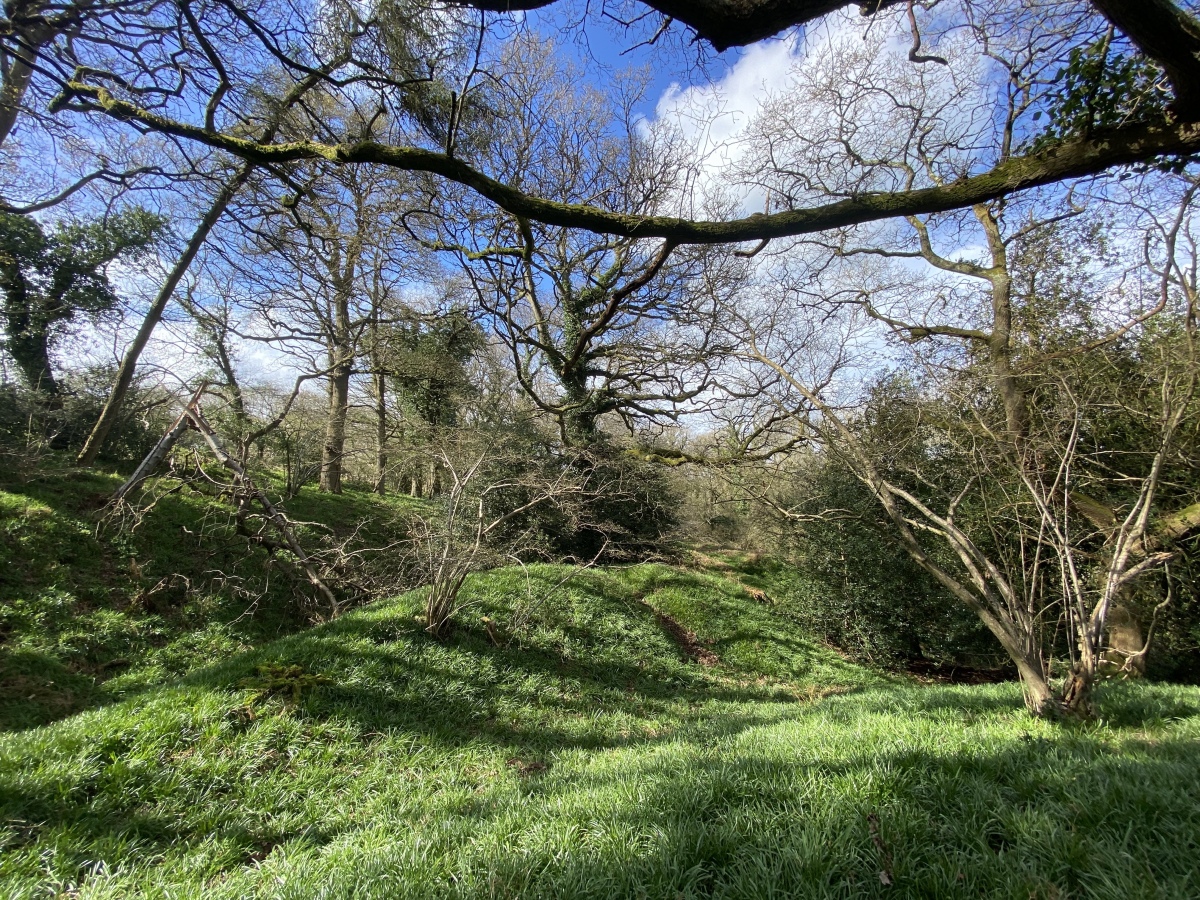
[1058,667,1094,717]
[317,240,358,494]
[112,384,207,502]
[0,18,51,150]
[560,372,598,446]
[1016,661,1060,716]
[188,402,341,614]
[975,205,1029,446]
[320,358,351,494]
[1,255,61,406]
[77,165,252,466]
[284,442,295,496]
[866,461,1061,716]
[112,410,190,502]
[373,369,387,494]
[1104,600,1148,675]
[8,320,61,406]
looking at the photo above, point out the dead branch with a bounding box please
[111,387,342,615]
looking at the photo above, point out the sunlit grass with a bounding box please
[1,564,1197,898]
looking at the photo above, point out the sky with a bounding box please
[92,9,809,393]
[521,4,756,118]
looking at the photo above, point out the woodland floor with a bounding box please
[1,472,1198,898]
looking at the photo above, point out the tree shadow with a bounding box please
[184,612,841,755]
[444,716,1200,899]
[3,599,1199,899]
[0,649,104,730]
[0,471,416,733]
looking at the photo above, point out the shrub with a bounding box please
[778,457,1001,669]
[0,367,174,468]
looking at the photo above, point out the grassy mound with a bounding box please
[1,563,1198,898]
[0,467,422,730]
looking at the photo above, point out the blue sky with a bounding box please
[519,3,768,120]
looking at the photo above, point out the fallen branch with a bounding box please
[112,384,206,503]
[112,387,341,614]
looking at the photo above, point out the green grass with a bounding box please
[0,467,425,731]
[624,562,861,683]
[1,563,1198,898]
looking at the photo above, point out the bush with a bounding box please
[469,430,679,565]
[555,450,678,561]
[1143,536,1200,683]
[777,457,1001,669]
[0,367,174,468]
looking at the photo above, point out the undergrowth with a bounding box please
[0,466,424,730]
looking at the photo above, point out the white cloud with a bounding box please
[647,34,802,218]
[647,7,994,223]
[653,34,800,160]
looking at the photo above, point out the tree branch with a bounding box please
[453,0,906,51]
[1089,0,1200,121]
[52,83,1200,245]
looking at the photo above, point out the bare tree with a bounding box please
[112,384,342,613]
[413,37,740,445]
[76,64,342,466]
[730,174,1200,715]
[218,145,419,492]
[408,426,595,636]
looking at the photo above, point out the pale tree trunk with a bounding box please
[313,186,365,494]
[748,336,1061,715]
[868,465,1057,714]
[317,270,355,493]
[373,369,387,494]
[0,13,51,151]
[901,206,1065,712]
[975,206,1029,446]
[1104,602,1148,675]
[115,388,341,613]
[367,278,388,494]
[317,266,353,491]
[320,352,352,494]
[77,166,253,466]
[316,233,358,493]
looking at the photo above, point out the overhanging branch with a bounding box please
[55,82,1200,244]
[453,0,906,50]
[1089,0,1200,121]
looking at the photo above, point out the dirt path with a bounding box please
[648,606,720,667]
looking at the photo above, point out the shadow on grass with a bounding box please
[0,471,423,733]
[0,640,837,883]
[0,649,104,731]
[354,680,1200,898]
[4,552,1198,897]
[833,679,1200,731]
[184,612,836,753]
[462,711,1200,899]
[634,567,885,687]
[4,672,1198,898]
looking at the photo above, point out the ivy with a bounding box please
[1027,37,1170,154]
